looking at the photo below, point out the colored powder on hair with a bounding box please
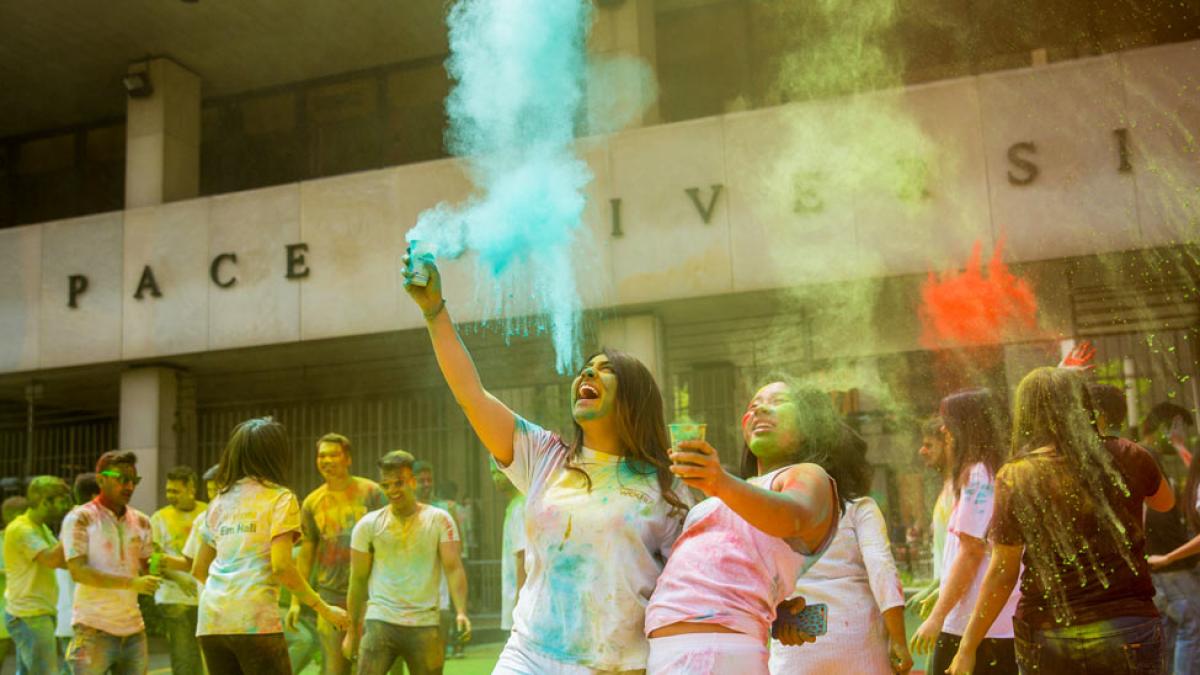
[919,239,1041,349]
[407,0,596,374]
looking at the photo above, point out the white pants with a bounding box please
[492,632,645,675]
[646,633,768,675]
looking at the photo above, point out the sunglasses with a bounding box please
[98,470,142,486]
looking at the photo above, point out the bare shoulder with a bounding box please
[772,462,830,491]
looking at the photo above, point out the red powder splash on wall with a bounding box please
[919,240,1040,349]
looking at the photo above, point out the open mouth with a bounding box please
[577,383,600,401]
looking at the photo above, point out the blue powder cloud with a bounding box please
[409,0,595,373]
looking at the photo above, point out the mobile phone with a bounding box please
[772,602,828,639]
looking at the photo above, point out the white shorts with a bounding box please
[646,633,768,675]
[492,632,645,675]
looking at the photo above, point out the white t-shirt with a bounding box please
[349,504,459,627]
[931,480,953,579]
[197,479,301,636]
[182,507,206,561]
[501,494,526,631]
[150,505,204,606]
[62,499,154,636]
[55,569,74,638]
[3,513,58,617]
[942,463,1019,637]
[500,417,690,671]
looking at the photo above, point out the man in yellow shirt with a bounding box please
[150,466,206,675]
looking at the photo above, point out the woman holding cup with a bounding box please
[400,250,691,674]
[643,378,843,674]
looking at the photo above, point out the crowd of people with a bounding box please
[0,255,1192,675]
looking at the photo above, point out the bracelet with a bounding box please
[423,299,446,320]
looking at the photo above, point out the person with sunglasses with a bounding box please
[60,451,190,675]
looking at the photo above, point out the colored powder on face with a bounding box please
[919,239,1041,349]
[407,0,598,374]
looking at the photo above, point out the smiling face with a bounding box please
[379,467,418,514]
[572,353,619,424]
[165,478,196,510]
[316,441,351,483]
[741,382,803,464]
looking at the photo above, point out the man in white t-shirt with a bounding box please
[344,450,468,675]
[61,451,190,675]
[489,459,525,632]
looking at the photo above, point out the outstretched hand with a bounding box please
[1058,341,1096,372]
[401,249,444,317]
[668,440,730,497]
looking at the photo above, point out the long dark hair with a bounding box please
[215,417,292,494]
[827,423,872,507]
[566,349,689,518]
[941,388,1007,495]
[738,377,843,481]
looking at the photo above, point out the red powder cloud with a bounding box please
[919,239,1040,349]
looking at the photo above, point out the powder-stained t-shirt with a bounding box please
[300,477,387,604]
[942,463,1019,638]
[181,507,206,561]
[500,417,690,671]
[4,513,58,617]
[150,503,206,606]
[55,568,74,638]
[350,504,459,627]
[197,479,301,636]
[62,499,154,636]
[500,494,526,631]
[991,438,1162,628]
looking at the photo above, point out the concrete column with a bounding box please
[598,314,666,385]
[119,367,183,515]
[124,58,201,208]
[589,0,660,126]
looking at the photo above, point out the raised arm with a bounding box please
[669,440,834,548]
[403,256,517,464]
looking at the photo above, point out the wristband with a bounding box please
[423,299,446,320]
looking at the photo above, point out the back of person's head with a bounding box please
[215,417,292,493]
[95,450,138,474]
[826,424,872,506]
[1,496,27,525]
[73,472,100,504]
[940,388,1008,491]
[1012,368,1101,459]
[1086,383,1127,436]
[165,465,198,490]
[1141,402,1193,439]
[26,476,69,508]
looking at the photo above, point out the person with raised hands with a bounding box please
[401,252,690,674]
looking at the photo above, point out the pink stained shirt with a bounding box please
[644,465,838,643]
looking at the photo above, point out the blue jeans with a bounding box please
[1153,569,1200,675]
[65,625,148,675]
[1014,615,1166,674]
[5,613,59,675]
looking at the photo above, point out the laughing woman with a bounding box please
[642,379,841,675]
[401,256,690,674]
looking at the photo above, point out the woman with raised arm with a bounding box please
[947,367,1174,674]
[401,256,690,674]
[641,379,840,674]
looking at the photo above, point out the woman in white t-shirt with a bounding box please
[402,257,690,673]
[910,389,1019,675]
[192,418,349,675]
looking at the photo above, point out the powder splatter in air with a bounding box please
[407,0,595,373]
[919,239,1040,349]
